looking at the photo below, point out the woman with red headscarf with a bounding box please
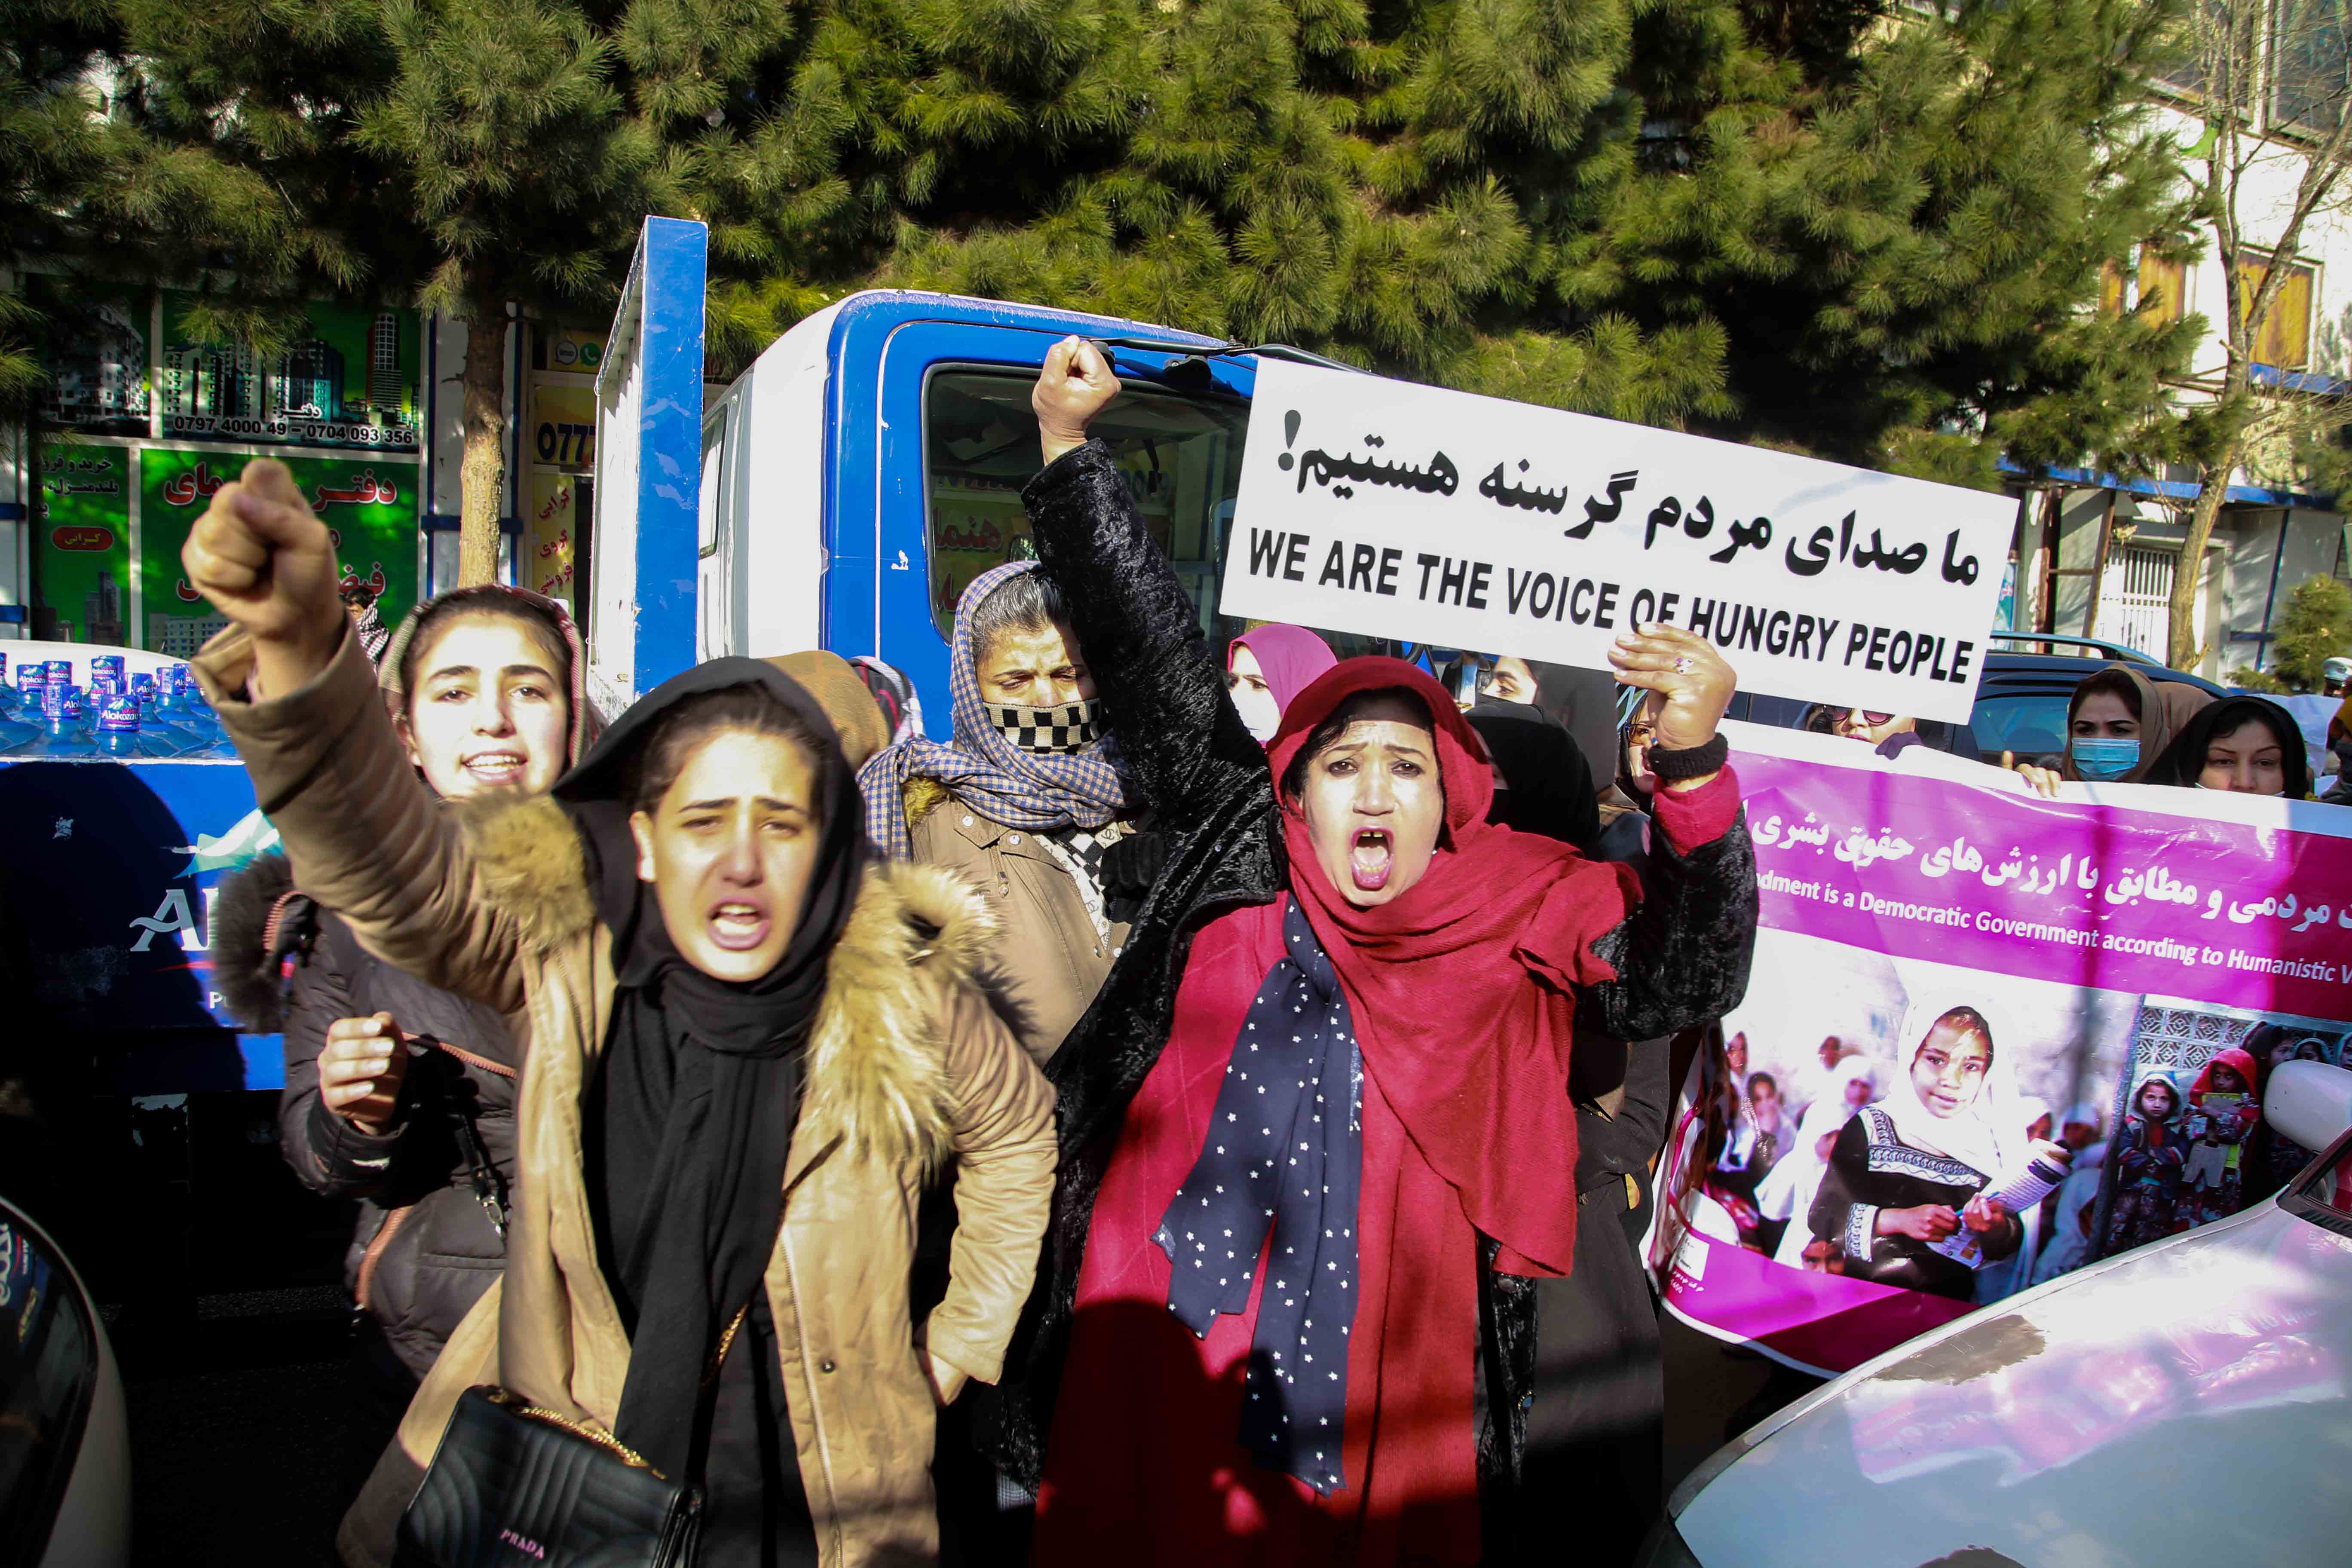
[983,341,1758,1565]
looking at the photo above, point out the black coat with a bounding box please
[985,440,1760,1507]
[217,853,519,1379]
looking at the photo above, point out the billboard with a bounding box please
[31,279,150,438]
[157,291,420,452]
[1652,722,2352,1376]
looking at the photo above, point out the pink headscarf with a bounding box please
[1228,623,1338,714]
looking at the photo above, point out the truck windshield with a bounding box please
[924,368,1250,640]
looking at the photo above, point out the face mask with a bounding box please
[2070,736,2139,781]
[986,698,1100,755]
[1230,683,1281,743]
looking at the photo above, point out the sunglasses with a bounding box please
[1848,710,1893,726]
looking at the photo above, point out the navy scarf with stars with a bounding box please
[1154,897,1363,1494]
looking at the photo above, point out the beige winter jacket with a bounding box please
[193,628,1056,1568]
[900,777,1134,1066]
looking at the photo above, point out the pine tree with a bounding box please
[355,0,653,583]
[678,0,2196,472]
[0,0,120,411]
[2269,573,2352,692]
[107,0,668,585]
[93,0,2204,539]
[1569,0,2202,478]
[105,0,413,352]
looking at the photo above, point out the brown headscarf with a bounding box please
[763,649,892,769]
[2061,664,2212,783]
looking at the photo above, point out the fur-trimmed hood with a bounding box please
[462,792,1002,1165]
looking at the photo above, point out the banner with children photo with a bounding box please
[1650,721,2352,1377]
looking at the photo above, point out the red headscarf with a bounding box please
[1266,658,1637,1274]
[1230,623,1340,714]
[2191,1047,2260,1104]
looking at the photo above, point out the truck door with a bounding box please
[586,217,707,715]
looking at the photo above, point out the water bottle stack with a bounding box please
[0,655,35,752]
[0,656,234,759]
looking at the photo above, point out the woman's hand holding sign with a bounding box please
[1609,623,1735,792]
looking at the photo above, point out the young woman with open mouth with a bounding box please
[987,341,1759,1566]
[181,459,1056,1568]
[212,584,591,1489]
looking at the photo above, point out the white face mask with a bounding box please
[1231,683,1281,743]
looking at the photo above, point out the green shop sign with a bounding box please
[139,449,420,656]
[158,292,421,453]
[34,442,134,644]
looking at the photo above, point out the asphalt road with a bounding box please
[114,1286,361,1568]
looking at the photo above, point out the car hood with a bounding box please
[1672,1200,2352,1568]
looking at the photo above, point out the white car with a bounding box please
[1642,1060,2352,1568]
[0,1195,130,1568]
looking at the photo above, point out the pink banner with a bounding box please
[1738,745,2352,1018]
[1651,724,2352,1378]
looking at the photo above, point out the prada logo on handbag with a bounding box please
[497,1528,547,1559]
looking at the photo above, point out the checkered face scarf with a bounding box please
[858,560,1136,859]
[986,699,1101,753]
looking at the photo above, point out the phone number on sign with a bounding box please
[165,415,420,450]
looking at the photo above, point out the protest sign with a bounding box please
[1217,361,2015,722]
[1651,722,2352,1376]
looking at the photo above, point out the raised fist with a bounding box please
[182,458,345,690]
[1034,337,1122,466]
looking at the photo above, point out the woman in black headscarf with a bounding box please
[1478,655,1621,793]
[1464,695,1602,852]
[177,457,1057,1568]
[2142,693,2314,797]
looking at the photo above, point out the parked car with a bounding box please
[1723,634,2227,767]
[0,1196,129,1568]
[1638,1059,2352,1568]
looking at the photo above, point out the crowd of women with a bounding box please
[182,330,2350,1568]
[184,339,1755,1568]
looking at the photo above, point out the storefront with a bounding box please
[11,279,426,653]
[0,278,625,657]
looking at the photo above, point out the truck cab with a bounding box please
[622,287,1288,724]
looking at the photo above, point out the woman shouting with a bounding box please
[182,459,1054,1568]
[992,341,1758,1566]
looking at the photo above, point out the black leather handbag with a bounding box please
[394,1385,701,1568]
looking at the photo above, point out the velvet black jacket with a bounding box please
[985,439,1760,1493]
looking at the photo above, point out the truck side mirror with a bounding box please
[2265,1060,2352,1155]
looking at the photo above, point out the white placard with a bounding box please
[1218,361,2015,723]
